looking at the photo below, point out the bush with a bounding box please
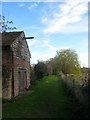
[30,66,36,85]
[34,61,48,80]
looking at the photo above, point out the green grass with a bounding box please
[2,75,87,119]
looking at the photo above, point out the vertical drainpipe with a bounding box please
[11,48,14,98]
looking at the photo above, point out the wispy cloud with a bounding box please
[41,0,88,34]
[28,37,70,64]
[78,52,88,67]
[28,35,88,66]
[28,39,39,47]
[28,3,38,10]
[27,38,56,63]
[19,3,25,7]
[43,39,60,51]
[3,0,66,2]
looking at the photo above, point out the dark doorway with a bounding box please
[18,69,27,93]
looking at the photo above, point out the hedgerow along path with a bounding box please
[2,75,87,119]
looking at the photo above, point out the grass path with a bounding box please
[2,75,87,119]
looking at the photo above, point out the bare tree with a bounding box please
[0,14,16,32]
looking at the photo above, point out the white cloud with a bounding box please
[78,52,88,67]
[29,38,71,64]
[28,37,88,67]
[19,3,25,7]
[30,45,71,64]
[81,39,88,48]
[42,0,88,34]
[3,0,90,2]
[56,22,88,34]
[30,50,56,64]
[43,39,70,50]
[28,38,57,63]
[27,39,39,47]
[29,37,88,67]
[28,3,38,10]
[34,3,38,7]
[3,0,66,2]
[28,5,35,9]
[43,39,59,51]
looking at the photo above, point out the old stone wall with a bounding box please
[2,32,31,99]
[13,56,30,97]
[2,46,12,99]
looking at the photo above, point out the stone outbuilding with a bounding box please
[2,31,32,99]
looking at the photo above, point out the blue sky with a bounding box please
[2,0,88,67]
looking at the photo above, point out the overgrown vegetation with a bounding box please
[34,61,48,80]
[31,49,83,84]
